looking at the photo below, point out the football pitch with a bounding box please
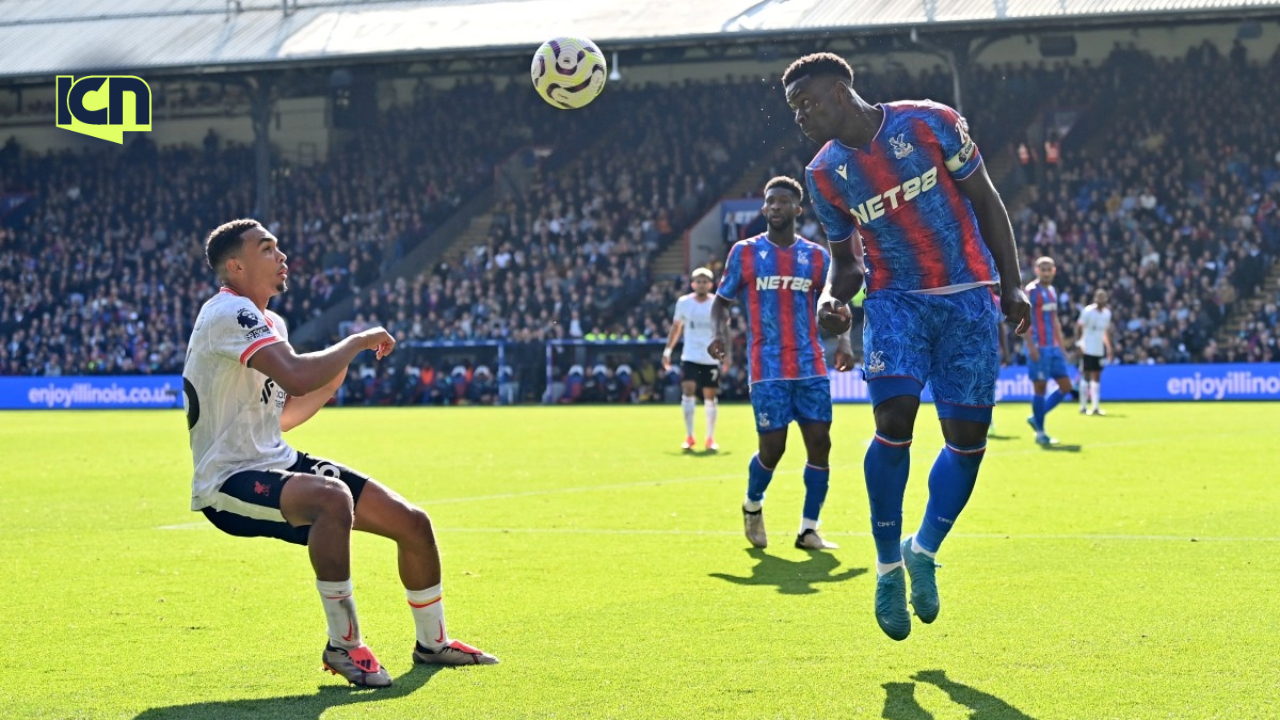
[3,402,1276,720]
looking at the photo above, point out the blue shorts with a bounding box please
[862,286,1000,422]
[749,376,832,434]
[1029,346,1070,381]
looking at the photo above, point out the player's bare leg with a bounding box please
[281,474,392,687]
[353,480,498,666]
[703,386,719,451]
[681,379,698,451]
[743,429,786,548]
[795,422,836,549]
[865,395,919,640]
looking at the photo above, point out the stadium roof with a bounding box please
[1,0,1277,80]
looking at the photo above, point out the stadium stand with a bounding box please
[3,43,1279,403]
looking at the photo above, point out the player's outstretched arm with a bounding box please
[957,164,1030,335]
[251,327,395,398]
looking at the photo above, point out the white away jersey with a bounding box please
[1078,303,1113,357]
[183,289,297,510]
[674,293,717,365]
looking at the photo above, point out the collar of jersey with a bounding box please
[831,103,888,153]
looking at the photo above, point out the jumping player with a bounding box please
[783,53,1031,640]
[708,176,855,551]
[1076,288,1114,415]
[1025,256,1072,444]
[183,219,497,688]
[663,267,721,451]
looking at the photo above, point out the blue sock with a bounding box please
[1044,388,1064,415]
[801,463,830,522]
[746,454,775,503]
[864,433,912,564]
[1032,395,1046,431]
[915,442,986,553]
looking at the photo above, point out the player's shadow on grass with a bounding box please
[131,664,443,720]
[708,547,866,595]
[664,450,734,458]
[882,670,1037,720]
[1039,443,1082,452]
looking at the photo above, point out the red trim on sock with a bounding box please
[408,596,443,609]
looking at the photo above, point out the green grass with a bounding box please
[2,402,1277,720]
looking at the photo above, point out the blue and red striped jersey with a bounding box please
[1025,280,1060,348]
[805,100,998,294]
[717,234,829,384]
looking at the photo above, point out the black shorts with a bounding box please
[1082,354,1104,373]
[681,361,720,391]
[201,451,371,545]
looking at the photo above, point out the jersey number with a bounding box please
[260,378,278,405]
[183,377,200,430]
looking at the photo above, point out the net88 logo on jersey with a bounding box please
[754,276,815,292]
[848,166,938,224]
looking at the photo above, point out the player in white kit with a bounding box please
[184,219,497,688]
[1076,289,1114,415]
[662,267,722,451]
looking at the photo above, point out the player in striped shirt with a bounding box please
[709,176,855,551]
[783,53,1031,641]
[1024,256,1073,445]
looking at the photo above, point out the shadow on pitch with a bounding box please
[882,669,1038,720]
[1038,443,1082,452]
[131,664,443,720]
[708,547,866,595]
[664,450,734,459]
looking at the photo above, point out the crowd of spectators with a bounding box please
[4,43,1280,400]
[334,79,787,404]
[1010,41,1280,365]
[0,80,597,376]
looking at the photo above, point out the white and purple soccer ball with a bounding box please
[530,36,607,109]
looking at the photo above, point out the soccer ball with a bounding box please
[530,37,607,110]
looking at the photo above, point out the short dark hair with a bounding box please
[782,53,854,88]
[205,219,260,277]
[764,176,804,202]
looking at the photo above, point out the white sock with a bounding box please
[877,560,904,576]
[705,399,717,439]
[1091,380,1101,411]
[910,536,937,559]
[743,497,763,512]
[800,517,819,533]
[1080,381,1090,409]
[317,579,361,649]
[682,395,695,437]
[406,583,448,651]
